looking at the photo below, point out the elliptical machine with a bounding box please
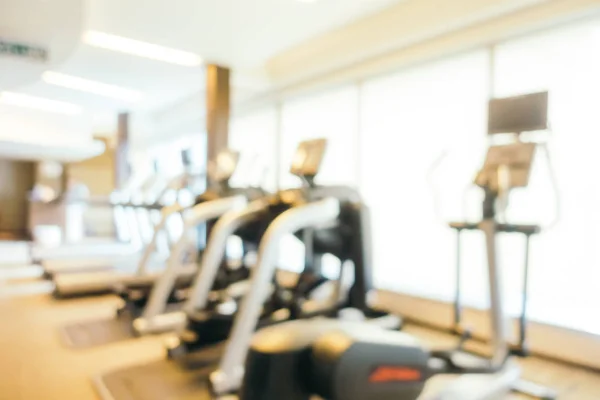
[167,138,396,356]
[447,92,560,363]
[51,150,211,298]
[115,149,265,320]
[59,150,264,348]
[239,92,557,400]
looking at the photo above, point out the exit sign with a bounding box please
[0,39,48,62]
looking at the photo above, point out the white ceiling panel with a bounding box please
[0,139,105,162]
[0,0,85,89]
[2,0,407,142]
[86,0,404,68]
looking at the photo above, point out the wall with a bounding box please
[0,159,34,239]
[67,141,115,196]
[252,0,600,102]
[0,104,93,146]
[66,138,116,237]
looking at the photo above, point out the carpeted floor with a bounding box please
[0,278,599,399]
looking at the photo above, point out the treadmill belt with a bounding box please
[95,344,225,400]
[61,313,136,349]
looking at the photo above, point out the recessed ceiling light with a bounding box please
[42,71,143,102]
[83,31,203,67]
[0,92,82,115]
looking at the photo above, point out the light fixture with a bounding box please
[0,92,82,115]
[83,31,203,67]
[42,71,143,102]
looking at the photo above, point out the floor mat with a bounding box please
[61,312,136,349]
[94,344,225,400]
[61,302,185,348]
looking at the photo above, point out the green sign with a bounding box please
[0,39,48,62]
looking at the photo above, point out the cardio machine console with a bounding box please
[290,138,327,180]
[476,91,549,192]
[208,149,240,184]
[475,142,536,191]
[488,91,548,134]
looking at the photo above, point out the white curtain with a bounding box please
[360,51,490,302]
[279,86,359,188]
[229,107,278,191]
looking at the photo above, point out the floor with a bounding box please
[1,273,599,400]
[404,325,600,399]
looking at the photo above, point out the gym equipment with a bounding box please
[60,150,263,347]
[39,159,169,277]
[51,151,206,297]
[448,91,560,360]
[110,150,266,324]
[126,142,332,339]
[93,139,399,400]
[113,153,295,338]
[166,138,397,357]
[239,93,557,400]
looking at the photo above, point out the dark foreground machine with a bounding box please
[243,319,429,400]
[239,93,557,400]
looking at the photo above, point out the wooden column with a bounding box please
[0,160,34,239]
[206,65,230,164]
[115,113,130,189]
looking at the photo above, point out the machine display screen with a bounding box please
[290,138,327,178]
[488,91,548,134]
[209,149,240,183]
[475,142,536,190]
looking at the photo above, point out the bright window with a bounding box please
[360,51,490,302]
[279,86,359,188]
[229,107,278,191]
[493,20,600,334]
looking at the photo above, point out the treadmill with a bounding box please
[94,139,400,400]
[59,151,268,349]
[52,149,241,298]
[39,159,169,277]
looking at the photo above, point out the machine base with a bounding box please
[61,302,185,348]
[53,271,158,299]
[94,343,225,400]
[419,360,521,400]
[61,312,137,349]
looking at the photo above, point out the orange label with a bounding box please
[369,366,422,383]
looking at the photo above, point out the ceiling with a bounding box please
[86,0,403,69]
[0,0,84,89]
[5,0,405,135]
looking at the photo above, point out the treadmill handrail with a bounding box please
[210,197,341,395]
[135,203,186,275]
[183,199,270,314]
[140,195,248,320]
